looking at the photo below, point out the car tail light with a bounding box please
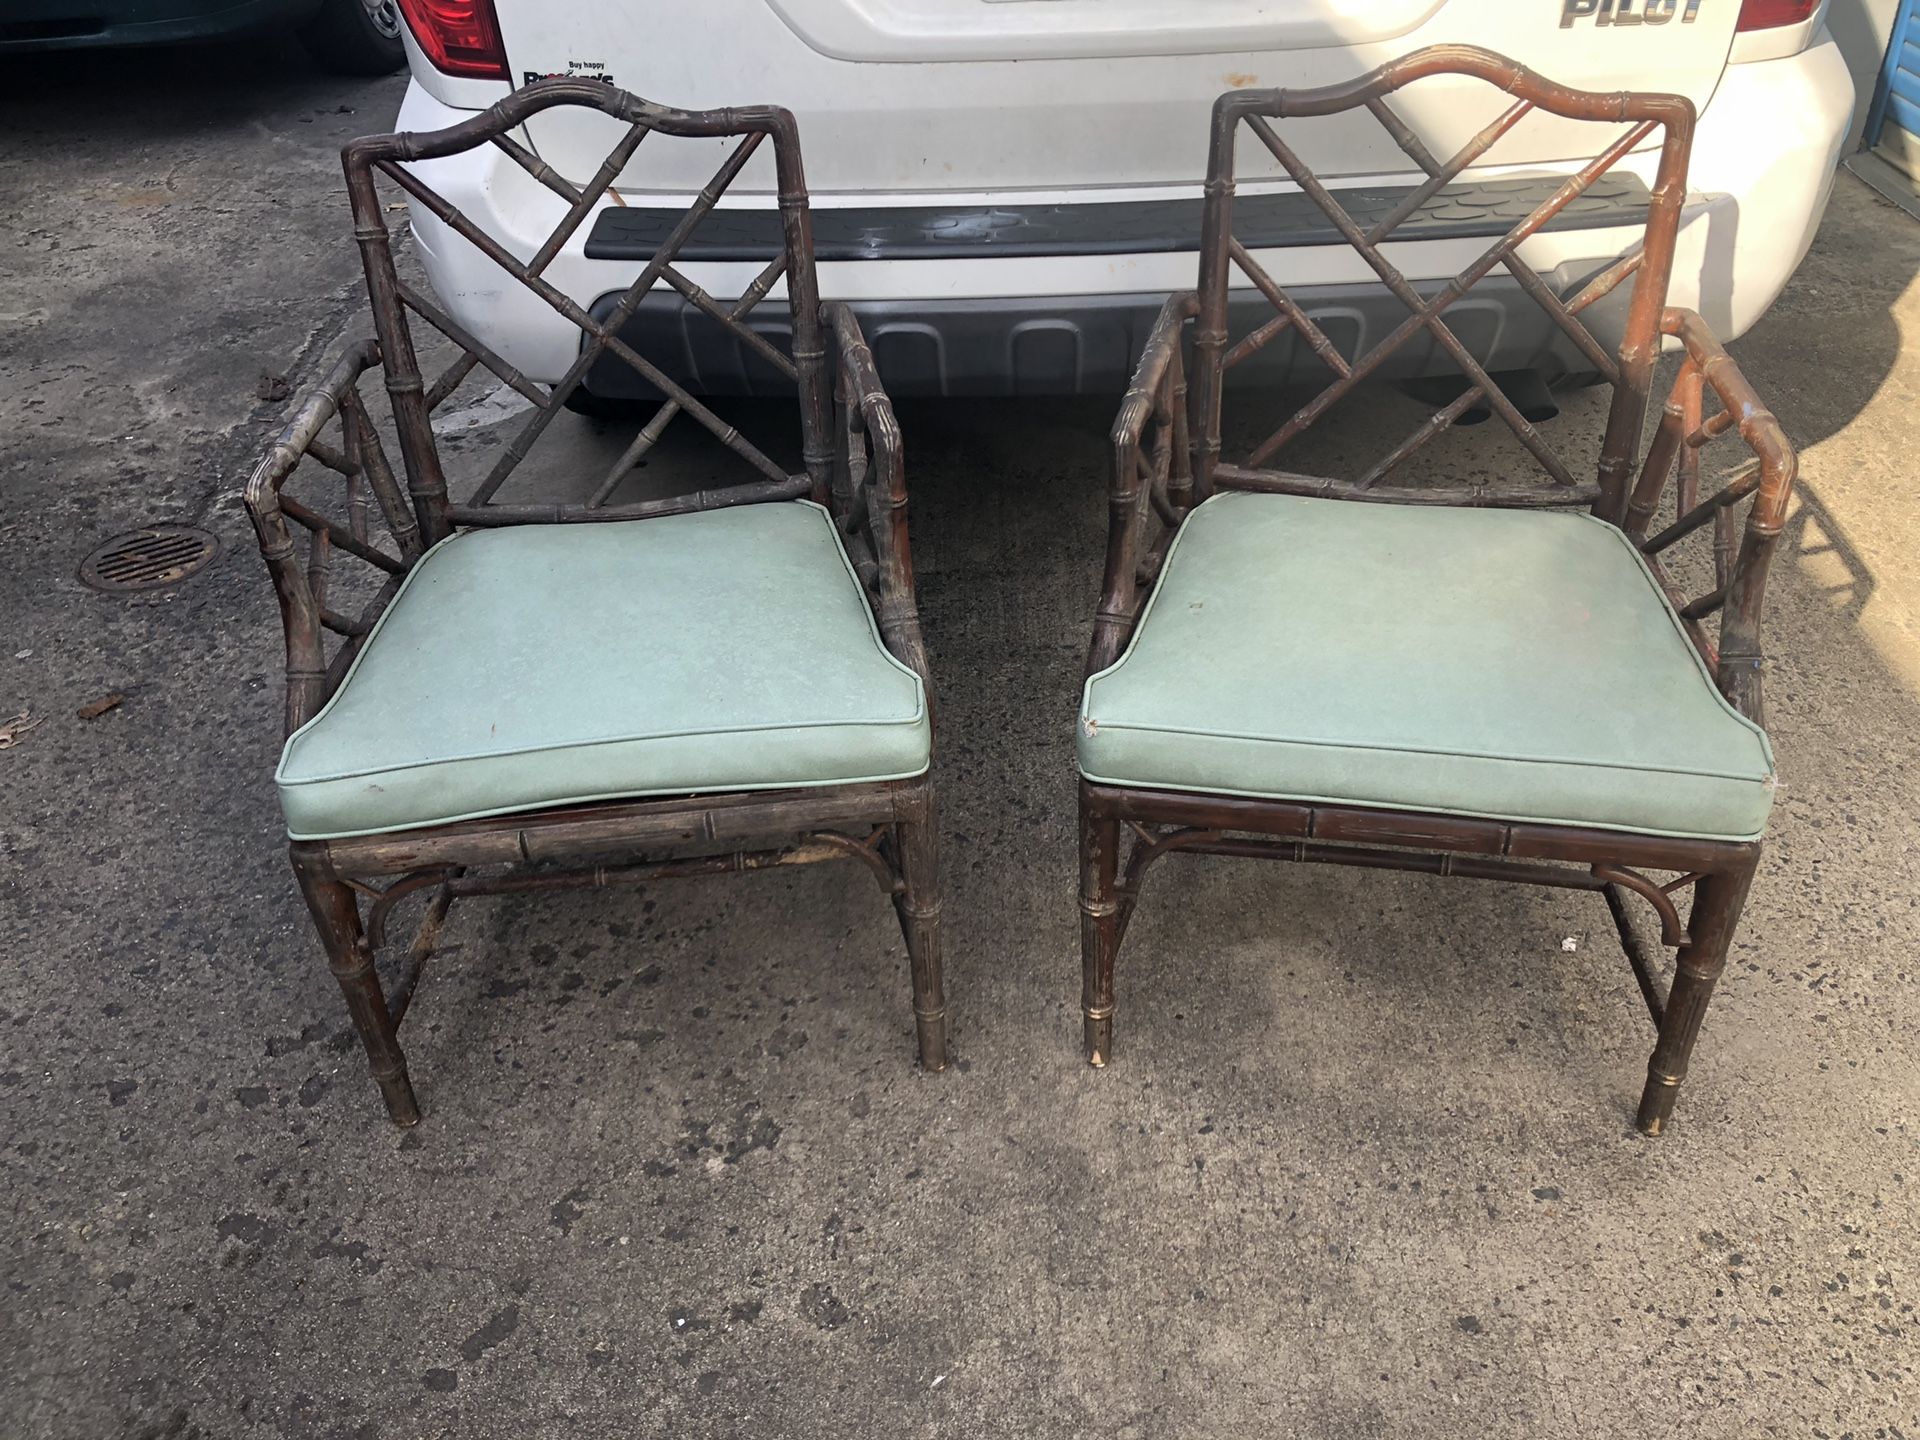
[1737,0,1819,29]
[395,0,509,79]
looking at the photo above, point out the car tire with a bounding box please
[561,385,654,419]
[300,0,407,75]
[1553,370,1608,393]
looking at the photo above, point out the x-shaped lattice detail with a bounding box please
[342,83,834,536]
[1220,92,1665,492]
[378,125,794,507]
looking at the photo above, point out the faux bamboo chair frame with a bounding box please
[243,83,944,1126]
[1087,48,1797,1135]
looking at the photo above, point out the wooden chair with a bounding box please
[1080,47,1796,1134]
[244,82,944,1125]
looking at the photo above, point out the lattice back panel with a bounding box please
[340,80,832,545]
[1190,45,1699,521]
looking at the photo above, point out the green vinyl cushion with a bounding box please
[1079,491,1777,842]
[277,502,929,840]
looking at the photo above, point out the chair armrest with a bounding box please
[1091,292,1200,676]
[1630,308,1798,724]
[242,339,422,735]
[1658,308,1796,532]
[824,303,933,700]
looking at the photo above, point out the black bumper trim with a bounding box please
[583,174,1655,263]
[578,265,1635,401]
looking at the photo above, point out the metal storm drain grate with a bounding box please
[79,524,220,593]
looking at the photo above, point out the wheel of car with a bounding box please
[560,386,651,420]
[300,0,407,76]
[1552,371,1609,393]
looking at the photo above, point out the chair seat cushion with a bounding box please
[277,502,929,840]
[1078,492,1776,842]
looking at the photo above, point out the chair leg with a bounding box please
[289,844,420,1127]
[891,783,948,1071]
[1636,862,1756,1136]
[1080,786,1121,1067]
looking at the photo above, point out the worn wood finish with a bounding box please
[1088,49,1796,1135]
[290,843,418,1126]
[1636,862,1756,1134]
[338,81,835,531]
[1186,45,1694,512]
[889,781,948,1073]
[243,84,946,1123]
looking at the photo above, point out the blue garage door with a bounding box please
[1869,0,1920,175]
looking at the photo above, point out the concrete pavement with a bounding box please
[1,49,1916,1437]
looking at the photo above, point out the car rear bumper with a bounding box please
[398,30,1852,397]
[579,275,1637,401]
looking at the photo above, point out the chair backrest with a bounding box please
[340,80,832,546]
[1188,45,1696,524]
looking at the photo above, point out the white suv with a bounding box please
[385,0,1852,398]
